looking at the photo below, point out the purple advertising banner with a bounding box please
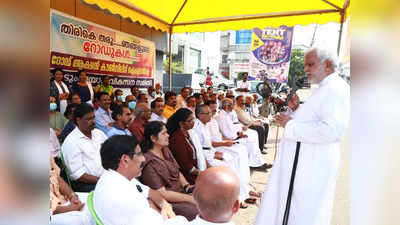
[249,26,294,82]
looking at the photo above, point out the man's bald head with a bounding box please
[194,166,240,223]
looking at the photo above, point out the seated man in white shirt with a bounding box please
[62,103,108,192]
[155,83,164,98]
[150,97,167,123]
[216,98,269,172]
[186,166,239,225]
[193,104,255,208]
[147,85,156,106]
[107,104,132,137]
[94,92,115,134]
[87,135,187,225]
[186,96,197,113]
[235,95,270,156]
[176,87,190,109]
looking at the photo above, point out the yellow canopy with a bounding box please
[82,0,349,33]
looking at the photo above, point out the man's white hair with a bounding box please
[305,47,338,69]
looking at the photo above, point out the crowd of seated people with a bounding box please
[49,69,273,224]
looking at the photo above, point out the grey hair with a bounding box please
[221,98,233,107]
[134,103,148,117]
[305,47,338,69]
[195,104,208,118]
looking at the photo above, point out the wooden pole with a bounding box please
[274,126,279,161]
[337,11,345,56]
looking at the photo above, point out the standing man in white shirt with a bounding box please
[87,135,187,225]
[235,73,251,97]
[150,97,167,123]
[62,103,108,192]
[255,48,350,225]
[107,104,132,137]
[185,166,239,225]
[94,92,114,134]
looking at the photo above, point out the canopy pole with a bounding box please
[168,27,172,91]
[337,11,345,56]
[168,0,187,91]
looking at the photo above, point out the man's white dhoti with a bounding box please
[217,110,264,167]
[193,119,251,202]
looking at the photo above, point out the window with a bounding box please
[173,45,185,63]
[222,55,228,63]
[236,30,252,44]
[189,48,201,73]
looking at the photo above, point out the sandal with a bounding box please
[244,197,257,204]
[240,202,249,209]
[249,191,263,198]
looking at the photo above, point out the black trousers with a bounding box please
[249,123,269,150]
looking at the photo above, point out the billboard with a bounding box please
[50,9,155,88]
[249,26,294,83]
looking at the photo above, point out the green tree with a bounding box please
[288,48,305,88]
[163,56,184,74]
[237,72,247,80]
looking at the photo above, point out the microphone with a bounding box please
[281,75,309,112]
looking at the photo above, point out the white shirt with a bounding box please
[216,110,242,139]
[193,119,215,161]
[176,95,187,109]
[206,117,224,142]
[185,215,234,225]
[50,128,61,158]
[236,80,250,97]
[95,107,114,134]
[234,105,256,126]
[61,127,107,180]
[147,94,155,108]
[88,169,165,225]
[149,112,167,123]
[188,129,207,171]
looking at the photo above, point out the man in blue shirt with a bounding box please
[107,104,132,137]
[94,92,114,134]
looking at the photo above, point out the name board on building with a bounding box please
[50,9,155,88]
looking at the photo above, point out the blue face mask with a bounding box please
[117,96,123,102]
[151,91,156,97]
[128,101,136,110]
[50,103,57,111]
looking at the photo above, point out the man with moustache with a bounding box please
[86,135,187,225]
[128,103,152,142]
[150,97,167,123]
[107,104,133,137]
[255,48,350,225]
[62,103,108,192]
[94,92,114,134]
[162,91,178,120]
